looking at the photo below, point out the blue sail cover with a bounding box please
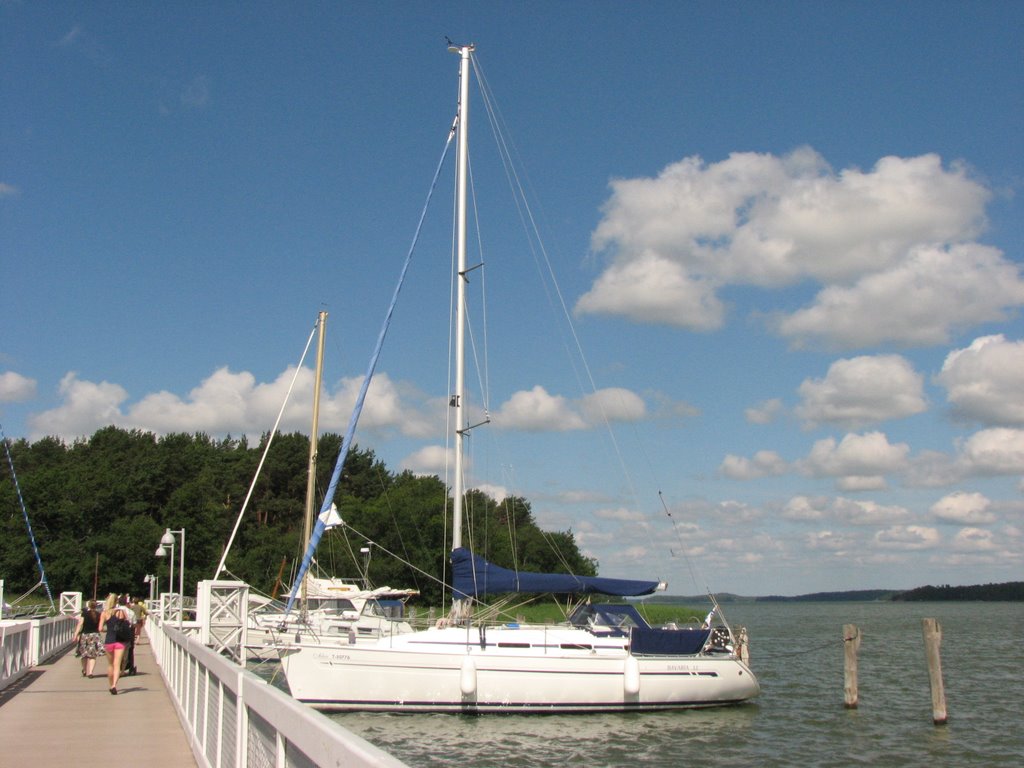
[451,547,661,599]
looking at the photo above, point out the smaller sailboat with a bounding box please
[248,574,418,654]
[212,312,418,655]
[276,43,760,713]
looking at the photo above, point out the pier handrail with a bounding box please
[1,614,76,690]
[147,616,408,768]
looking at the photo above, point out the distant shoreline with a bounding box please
[649,581,1024,603]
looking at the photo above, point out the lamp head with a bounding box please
[160,528,175,546]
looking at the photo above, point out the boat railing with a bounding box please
[146,615,408,767]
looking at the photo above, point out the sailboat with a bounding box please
[212,312,417,655]
[276,43,760,713]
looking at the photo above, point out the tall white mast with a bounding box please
[450,43,473,553]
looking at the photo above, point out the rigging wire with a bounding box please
[284,110,458,617]
[1,423,54,612]
[471,53,663,577]
[213,320,320,579]
[372,461,423,592]
[660,490,704,594]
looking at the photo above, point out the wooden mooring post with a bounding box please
[843,623,861,708]
[922,618,948,725]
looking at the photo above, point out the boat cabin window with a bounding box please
[568,604,651,630]
[308,598,357,613]
[376,599,405,619]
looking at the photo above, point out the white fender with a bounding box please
[460,655,477,696]
[624,654,640,696]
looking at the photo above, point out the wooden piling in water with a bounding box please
[922,618,948,725]
[843,623,861,709]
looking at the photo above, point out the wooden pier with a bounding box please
[0,634,197,767]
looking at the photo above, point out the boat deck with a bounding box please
[0,633,197,767]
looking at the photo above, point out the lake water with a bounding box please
[270,602,1024,767]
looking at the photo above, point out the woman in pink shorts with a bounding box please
[98,594,130,694]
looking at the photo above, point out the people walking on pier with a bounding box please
[119,594,138,676]
[72,600,105,678]
[132,596,148,639]
[99,593,132,694]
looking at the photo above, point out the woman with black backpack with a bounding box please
[98,593,132,695]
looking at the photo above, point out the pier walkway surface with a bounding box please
[0,634,197,767]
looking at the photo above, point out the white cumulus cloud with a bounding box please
[27,373,129,439]
[745,398,783,425]
[783,495,828,521]
[951,527,997,552]
[801,431,910,489]
[832,497,910,525]
[806,530,856,551]
[494,386,588,431]
[956,428,1024,475]
[400,445,455,476]
[574,253,725,329]
[494,385,650,432]
[796,355,926,428]
[24,367,414,442]
[930,491,996,525]
[720,450,789,480]
[579,149,1018,350]
[937,335,1024,426]
[580,387,647,423]
[777,243,1024,348]
[874,525,940,550]
[0,371,37,402]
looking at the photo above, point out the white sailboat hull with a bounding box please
[278,625,759,713]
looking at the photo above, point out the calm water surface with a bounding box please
[272,602,1023,767]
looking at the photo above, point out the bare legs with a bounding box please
[107,646,124,693]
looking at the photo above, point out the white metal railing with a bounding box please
[0,622,33,689]
[147,617,408,768]
[33,614,77,663]
[0,614,77,689]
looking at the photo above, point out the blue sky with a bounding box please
[2,2,1022,596]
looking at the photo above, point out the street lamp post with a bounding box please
[155,527,185,628]
[143,573,158,602]
[155,536,174,620]
[360,546,372,589]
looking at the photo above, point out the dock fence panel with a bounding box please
[0,615,75,683]
[246,709,277,768]
[222,685,239,768]
[0,621,33,689]
[146,616,406,767]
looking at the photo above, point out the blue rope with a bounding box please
[284,123,457,616]
[1,424,55,611]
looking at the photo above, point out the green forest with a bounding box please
[1,427,596,606]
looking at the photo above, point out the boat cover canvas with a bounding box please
[630,627,711,655]
[451,547,661,598]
